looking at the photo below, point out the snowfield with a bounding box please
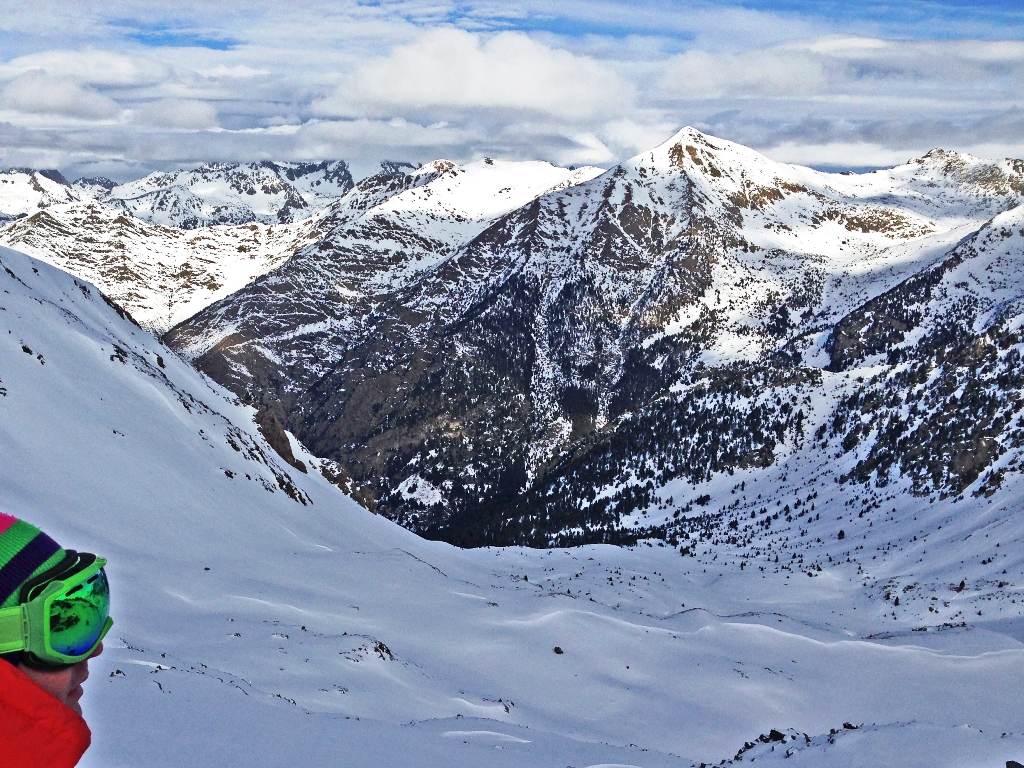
[2,243,1023,767]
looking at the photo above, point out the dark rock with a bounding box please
[254,406,307,473]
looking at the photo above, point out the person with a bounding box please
[0,513,113,768]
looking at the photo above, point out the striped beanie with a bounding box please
[0,513,66,665]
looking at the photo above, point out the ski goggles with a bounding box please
[0,551,112,668]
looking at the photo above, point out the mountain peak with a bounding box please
[0,167,80,218]
[5,167,71,185]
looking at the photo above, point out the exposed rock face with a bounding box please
[160,129,1024,546]
[255,406,307,473]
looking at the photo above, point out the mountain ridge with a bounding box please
[0,158,600,334]
[79,160,356,228]
[157,128,1024,548]
[4,129,1024,553]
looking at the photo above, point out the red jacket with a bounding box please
[0,661,91,768]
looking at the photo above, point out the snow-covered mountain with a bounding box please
[164,129,1024,554]
[163,157,602,381]
[0,161,358,332]
[0,159,601,335]
[77,160,355,228]
[2,243,1021,767]
[0,201,321,332]
[0,168,78,222]
[2,160,355,230]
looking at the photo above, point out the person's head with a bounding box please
[0,513,112,716]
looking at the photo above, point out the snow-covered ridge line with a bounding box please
[2,162,356,227]
[84,160,356,228]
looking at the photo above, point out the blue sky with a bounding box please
[0,0,1021,178]
[722,0,1024,34]
[464,0,1024,41]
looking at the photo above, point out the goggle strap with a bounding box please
[0,605,26,654]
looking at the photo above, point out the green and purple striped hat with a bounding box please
[0,512,66,664]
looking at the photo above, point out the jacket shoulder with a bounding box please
[0,661,92,768]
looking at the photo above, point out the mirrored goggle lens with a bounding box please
[49,567,110,657]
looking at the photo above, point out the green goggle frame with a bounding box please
[0,552,113,668]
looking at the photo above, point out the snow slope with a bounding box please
[2,246,1023,766]
[369,158,604,251]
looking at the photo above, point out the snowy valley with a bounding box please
[1,131,1023,767]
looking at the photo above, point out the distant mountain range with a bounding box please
[78,160,355,227]
[0,161,354,228]
[3,132,1024,552]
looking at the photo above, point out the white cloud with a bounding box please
[662,48,829,99]
[133,99,219,129]
[0,49,169,87]
[556,132,614,165]
[1,71,122,120]
[292,117,476,167]
[762,141,925,170]
[320,28,632,119]
[198,65,272,79]
[601,118,681,157]
[661,37,1024,101]
[0,4,1021,179]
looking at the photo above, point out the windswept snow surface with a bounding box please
[1,245,1023,767]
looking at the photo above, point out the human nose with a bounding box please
[88,642,103,659]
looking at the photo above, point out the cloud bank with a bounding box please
[0,1,1022,179]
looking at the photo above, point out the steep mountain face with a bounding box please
[164,158,602,390]
[0,201,321,332]
[77,161,355,228]
[819,204,1024,498]
[165,129,1024,547]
